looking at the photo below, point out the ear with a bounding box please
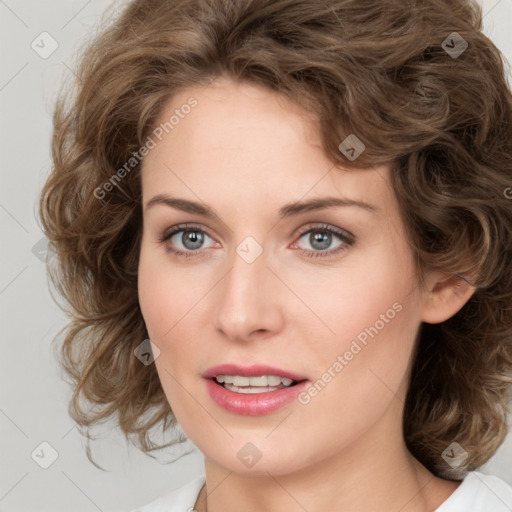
[420,272,477,324]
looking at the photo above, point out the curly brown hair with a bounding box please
[39,0,512,477]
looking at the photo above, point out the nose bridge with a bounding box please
[214,237,282,339]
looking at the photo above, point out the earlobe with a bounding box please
[421,272,477,324]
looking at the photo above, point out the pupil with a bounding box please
[183,231,203,250]
[310,231,331,250]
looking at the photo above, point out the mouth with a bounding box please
[202,364,310,415]
[205,375,310,416]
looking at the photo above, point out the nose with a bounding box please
[213,241,284,342]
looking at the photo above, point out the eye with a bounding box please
[158,222,355,260]
[292,224,355,259]
[159,223,217,258]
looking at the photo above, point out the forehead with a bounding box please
[141,77,393,212]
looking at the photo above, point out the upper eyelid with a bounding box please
[162,223,215,240]
[295,223,353,239]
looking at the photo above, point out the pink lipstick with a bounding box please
[203,364,309,416]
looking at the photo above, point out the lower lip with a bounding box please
[205,379,309,416]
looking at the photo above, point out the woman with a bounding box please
[39,0,512,510]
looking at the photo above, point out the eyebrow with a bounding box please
[144,194,379,219]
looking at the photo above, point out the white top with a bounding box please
[130,471,512,511]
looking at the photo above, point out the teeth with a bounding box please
[224,383,282,394]
[215,375,295,387]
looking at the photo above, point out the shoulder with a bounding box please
[130,474,206,512]
[436,471,512,512]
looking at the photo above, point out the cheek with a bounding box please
[297,237,421,387]
[136,240,190,350]
[137,246,165,339]
[137,241,205,340]
[137,242,213,406]
[137,245,195,414]
[296,276,421,442]
[307,255,414,336]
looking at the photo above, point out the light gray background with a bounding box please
[1,0,511,510]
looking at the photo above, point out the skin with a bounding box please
[137,75,475,512]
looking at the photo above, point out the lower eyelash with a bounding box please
[166,247,201,258]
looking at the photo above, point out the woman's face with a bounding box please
[138,76,430,475]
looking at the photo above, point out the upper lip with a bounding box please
[202,364,308,382]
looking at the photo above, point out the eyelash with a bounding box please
[158,222,355,260]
